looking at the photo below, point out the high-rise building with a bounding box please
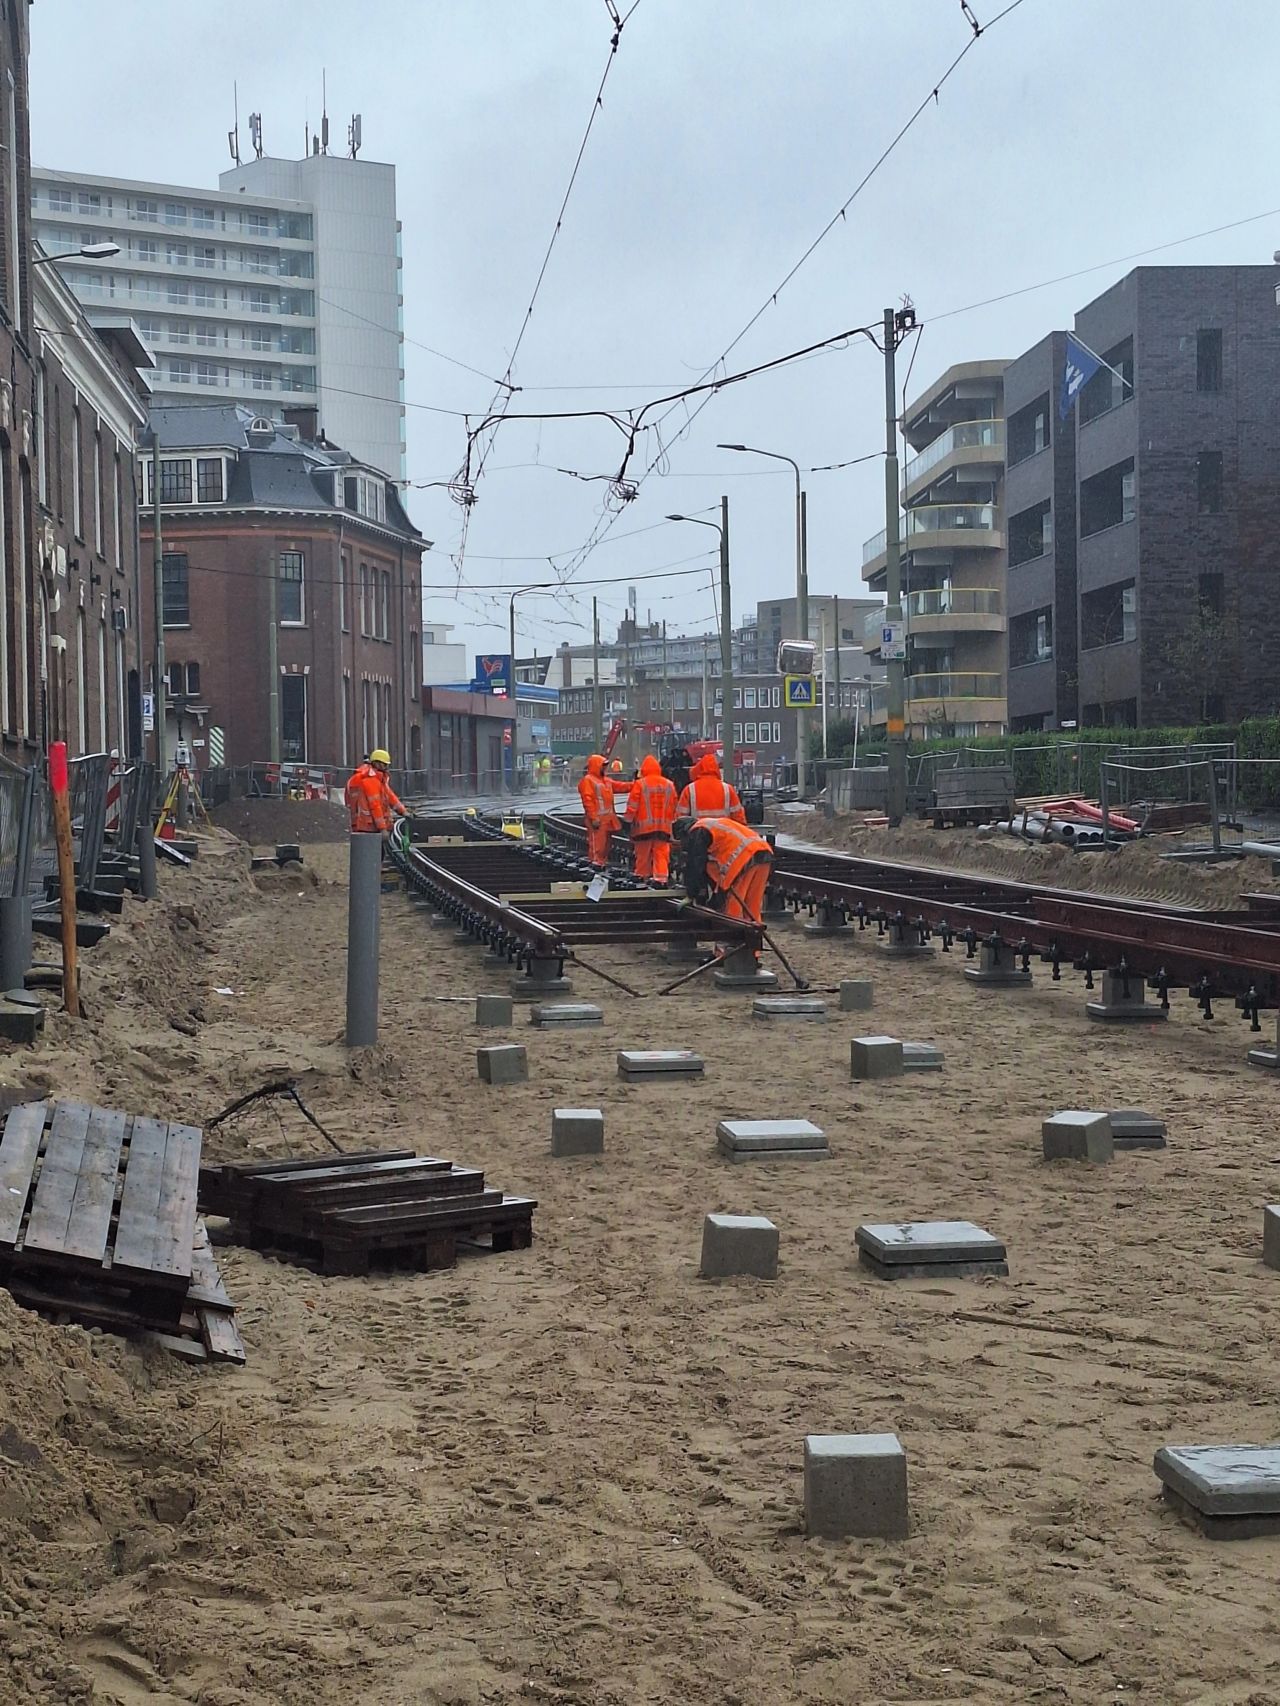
[863,360,1008,739]
[31,149,405,477]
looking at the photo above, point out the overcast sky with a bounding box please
[30,0,1280,665]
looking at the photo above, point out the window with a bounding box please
[1010,607,1054,667]
[196,458,224,502]
[246,211,269,238]
[249,365,272,392]
[35,366,47,508]
[78,190,101,216]
[1196,328,1223,393]
[4,75,17,324]
[1081,580,1136,650]
[381,571,391,639]
[195,323,219,347]
[343,474,387,522]
[131,197,159,223]
[194,245,216,270]
[744,687,757,709]
[279,551,304,624]
[732,688,742,709]
[133,237,158,263]
[135,315,162,342]
[164,202,187,226]
[165,241,188,267]
[247,288,271,314]
[744,722,758,745]
[674,689,686,711]
[162,553,190,625]
[168,358,192,386]
[192,282,220,308]
[169,321,192,345]
[195,360,221,388]
[167,660,184,698]
[1008,499,1053,566]
[1079,336,1134,423]
[159,458,192,503]
[1196,450,1223,515]
[186,661,201,697]
[248,325,271,351]
[47,186,71,213]
[733,723,742,743]
[92,430,103,555]
[167,279,189,306]
[71,409,83,537]
[1080,458,1135,537]
[360,564,369,633]
[1007,393,1050,466]
[113,450,122,566]
[193,205,215,231]
[1199,572,1224,618]
[247,249,272,275]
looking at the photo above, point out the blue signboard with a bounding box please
[473,653,512,695]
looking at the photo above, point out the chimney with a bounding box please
[282,405,320,442]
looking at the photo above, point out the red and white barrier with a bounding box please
[104,749,121,835]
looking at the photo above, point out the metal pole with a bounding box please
[135,815,157,900]
[852,684,862,769]
[719,495,733,780]
[1206,758,1221,854]
[795,476,808,801]
[592,596,603,750]
[883,308,906,825]
[661,619,670,744]
[345,830,381,1046]
[267,552,280,763]
[832,593,841,718]
[151,437,167,776]
[701,637,709,740]
[508,593,517,790]
[820,605,829,758]
[1100,761,1110,848]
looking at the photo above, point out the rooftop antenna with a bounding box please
[348,113,362,159]
[228,80,241,165]
[320,69,329,155]
[249,111,263,159]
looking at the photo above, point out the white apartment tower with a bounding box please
[30,149,405,477]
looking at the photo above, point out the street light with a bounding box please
[33,241,121,264]
[718,442,810,799]
[666,503,734,774]
[508,581,573,792]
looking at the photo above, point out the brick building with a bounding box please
[139,403,425,771]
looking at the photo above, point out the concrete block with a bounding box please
[530,1002,604,1027]
[963,941,1032,987]
[0,1001,43,1045]
[1108,1108,1167,1150]
[1264,1205,1280,1272]
[879,938,935,959]
[511,972,574,1001]
[1042,1108,1113,1162]
[713,965,780,991]
[716,1118,827,1153]
[838,979,874,1012]
[476,1044,528,1085]
[856,1219,1007,1279]
[803,905,852,937]
[1086,969,1167,1023]
[850,1035,903,1080]
[551,1107,604,1157]
[475,994,513,1027]
[752,996,828,1021]
[618,1049,704,1080]
[804,1433,909,1541]
[1154,1444,1280,1538]
[901,1041,943,1072]
[700,1213,779,1279]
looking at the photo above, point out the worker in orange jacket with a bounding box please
[675,814,773,927]
[676,752,746,825]
[625,753,679,884]
[345,748,407,833]
[578,753,620,868]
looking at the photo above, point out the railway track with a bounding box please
[531,809,1280,1029]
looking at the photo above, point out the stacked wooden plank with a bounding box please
[0,1099,243,1364]
[199,1148,536,1276]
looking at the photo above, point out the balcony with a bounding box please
[903,418,1003,501]
[862,504,1003,581]
[869,671,1006,731]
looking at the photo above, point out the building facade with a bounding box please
[420,686,512,795]
[138,403,424,771]
[32,148,404,476]
[863,360,1008,738]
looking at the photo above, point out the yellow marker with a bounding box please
[886,716,905,736]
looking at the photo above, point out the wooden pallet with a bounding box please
[200,1150,537,1277]
[0,1099,243,1363]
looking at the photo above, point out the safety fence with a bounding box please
[196,760,518,806]
[0,751,153,911]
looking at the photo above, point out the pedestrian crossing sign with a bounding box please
[783,675,815,708]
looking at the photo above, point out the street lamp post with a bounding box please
[718,443,809,798]
[33,242,122,265]
[666,500,733,775]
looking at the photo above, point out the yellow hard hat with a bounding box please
[369,748,391,766]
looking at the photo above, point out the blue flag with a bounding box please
[1059,333,1102,420]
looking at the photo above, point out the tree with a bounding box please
[1151,604,1240,724]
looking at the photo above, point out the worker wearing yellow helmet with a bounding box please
[345,749,407,833]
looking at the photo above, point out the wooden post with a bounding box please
[49,742,79,1017]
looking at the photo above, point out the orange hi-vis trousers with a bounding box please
[633,834,671,883]
[586,821,615,867]
[721,854,771,924]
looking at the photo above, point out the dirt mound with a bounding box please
[209,794,350,846]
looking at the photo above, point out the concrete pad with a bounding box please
[838,979,874,1012]
[716,1118,826,1152]
[804,1433,909,1541]
[476,1044,528,1086]
[1086,969,1167,1023]
[1155,1444,1280,1520]
[713,965,780,991]
[1109,1108,1167,1150]
[1042,1109,1113,1163]
[429,912,455,927]
[618,1048,704,1079]
[878,939,935,959]
[1248,1045,1280,1070]
[752,996,828,1021]
[963,942,1032,987]
[511,973,574,1001]
[700,1213,779,1279]
[717,1144,830,1164]
[475,994,513,1027]
[901,1041,944,1072]
[551,1107,604,1157]
[855,1220,1005,1265]
[530,1002,604,1027]
[1264,1205,1280,1272]
[850,1035,904,1080]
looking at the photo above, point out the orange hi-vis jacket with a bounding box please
[346,765,403,833]
[626,758,678,839]
[695,815,771,893]
[676,773,746,825]
[578,771,619,828]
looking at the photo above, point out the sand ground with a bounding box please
[3,827,1280,1706]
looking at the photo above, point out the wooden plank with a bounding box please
[258,1166,485,1214]
[149,1122,201,1283]
[187,1219,234,1311]
[22,1102,93,1258]
[320,1190,506,1233]
[198,1307,246,1365]
[216,1148,416,1179]
[0,1102,49,1247]
[54,1105,128,1266]
[112,1115,170,1279]
[145,1330,208,1362]
[254,1156,451,1188]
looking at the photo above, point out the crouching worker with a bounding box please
[673,814,773,925]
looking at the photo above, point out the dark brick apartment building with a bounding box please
[140,403,426,771]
